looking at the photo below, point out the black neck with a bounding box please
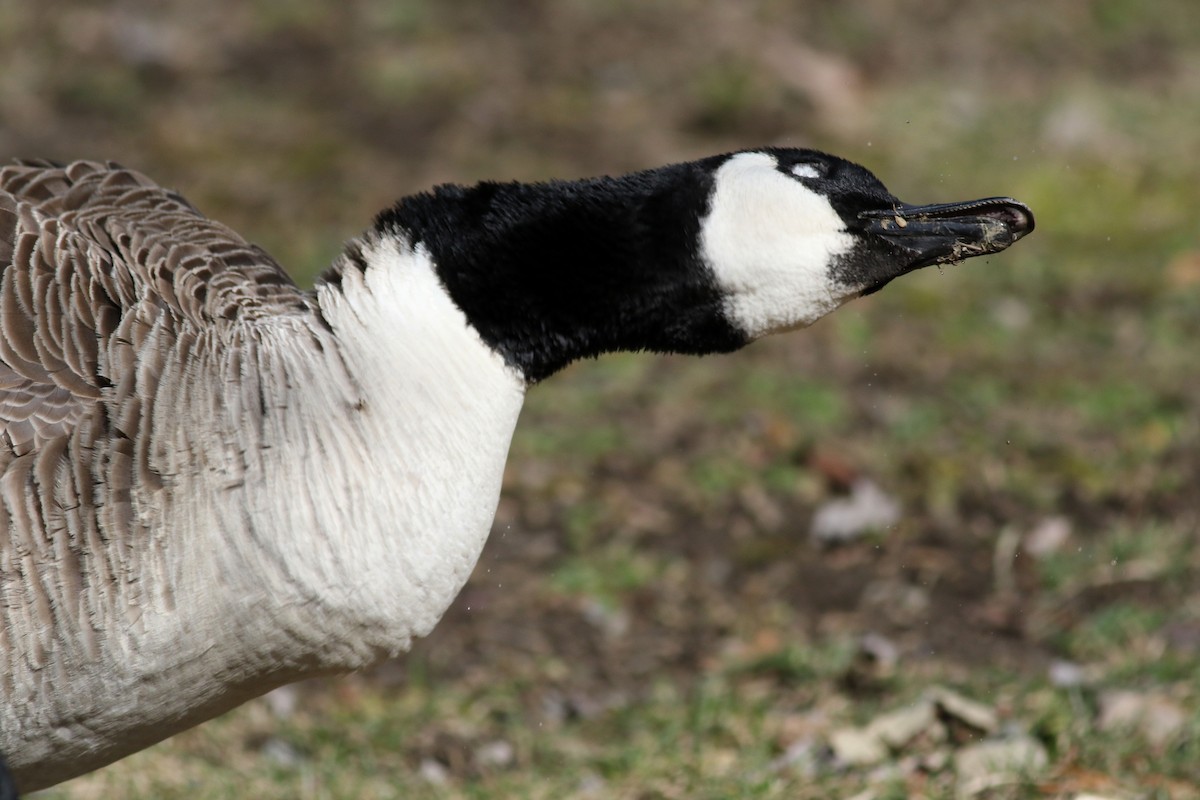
[372,161,748,382]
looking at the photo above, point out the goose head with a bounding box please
[371,147,1034,381]
[698,148,1034,338]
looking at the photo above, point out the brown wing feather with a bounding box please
[0,159,313,456]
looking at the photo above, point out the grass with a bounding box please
[49,652,1199,798]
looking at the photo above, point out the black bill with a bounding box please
[860,197,1035,269]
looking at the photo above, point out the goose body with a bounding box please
[0,149,1032,791]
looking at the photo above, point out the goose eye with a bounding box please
[790,163,823,180]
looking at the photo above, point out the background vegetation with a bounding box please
[3,0,1198,796]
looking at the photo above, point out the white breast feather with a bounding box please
[310,237,527,645]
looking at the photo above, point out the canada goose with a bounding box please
[0,149,1033,791]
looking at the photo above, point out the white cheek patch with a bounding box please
[791,163,822,179]
[700,152,856,339]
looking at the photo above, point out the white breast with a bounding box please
[2,236,528,789]
[309,237,528,647]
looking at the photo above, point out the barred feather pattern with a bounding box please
[0,161,527,792]
[0,161,344,788]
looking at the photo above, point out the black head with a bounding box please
[363,147,1034,380]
